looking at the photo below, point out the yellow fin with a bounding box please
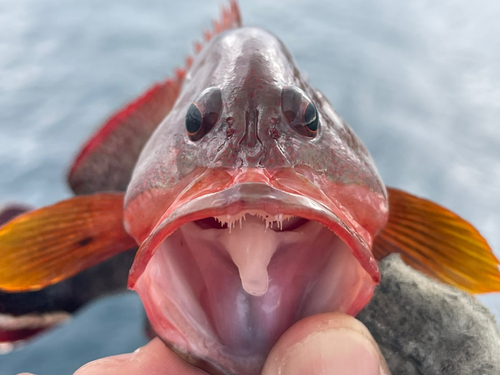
[0,193,136,292]
[373,187,500,294]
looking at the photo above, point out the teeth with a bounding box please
[214,211,294,233]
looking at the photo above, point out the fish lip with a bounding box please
[127,182,379,288]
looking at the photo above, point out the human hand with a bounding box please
[71,312,390,375]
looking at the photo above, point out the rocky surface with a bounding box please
[357,254,500,375]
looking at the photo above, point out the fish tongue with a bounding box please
[217,215,278,297]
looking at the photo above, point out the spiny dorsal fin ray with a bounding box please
[68,0,242,195]
[0,193,136,292]
[373,187,500,294]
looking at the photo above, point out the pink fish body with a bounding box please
[124,23,387,375]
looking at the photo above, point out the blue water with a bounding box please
[1,0,499,374]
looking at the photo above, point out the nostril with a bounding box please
[269,128,280,139]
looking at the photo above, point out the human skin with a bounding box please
[68,313,390,375]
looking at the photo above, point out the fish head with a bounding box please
[124,27,388,374]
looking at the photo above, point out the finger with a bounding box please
[73,337,207,375]
[262,312,391,375]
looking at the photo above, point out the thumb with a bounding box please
[262,312,390,375]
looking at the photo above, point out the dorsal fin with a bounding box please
[68,0,242,195]
[68,80,182,195]
[373,187,500,294]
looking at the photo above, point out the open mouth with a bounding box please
[131,183,377,374]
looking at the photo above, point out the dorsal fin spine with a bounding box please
[183,0,242,75]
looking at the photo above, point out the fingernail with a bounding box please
[269,328,381,375]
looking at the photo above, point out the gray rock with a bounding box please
[357,254,500,375]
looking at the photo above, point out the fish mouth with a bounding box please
[129,182,379,374]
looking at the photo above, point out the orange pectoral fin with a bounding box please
[373,187,500,294]
[0,193,136,292]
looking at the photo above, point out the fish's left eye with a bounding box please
[304,101,318,134]
[281,86,319,138]
[186,87,223,141]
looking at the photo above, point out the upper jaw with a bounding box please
[127,182,380,289]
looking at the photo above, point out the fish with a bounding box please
[0,1,499,374]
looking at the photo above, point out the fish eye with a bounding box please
[304,101,318,134]
[186,103,203,136]
[281,86,319,138]
[186,87,222,141]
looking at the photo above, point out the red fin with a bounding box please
[373,188,500,294]
[0,193,136,292]
[68,79,182,194]
[68,0,242,195]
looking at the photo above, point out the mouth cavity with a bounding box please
[132,184,377,374]
[195,212,310,297]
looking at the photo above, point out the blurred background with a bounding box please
[0,0,499,373]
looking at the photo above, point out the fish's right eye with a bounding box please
[186,87,222,141]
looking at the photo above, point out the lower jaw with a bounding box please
[134,217,374,375]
